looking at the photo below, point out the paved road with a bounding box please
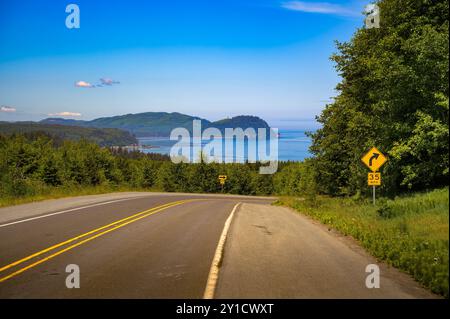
[0,193,271,298]
[0,193,436,298]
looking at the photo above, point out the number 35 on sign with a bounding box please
[368,172,381,186]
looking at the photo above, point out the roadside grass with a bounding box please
[0,184,156,208]
[275,187,449,297]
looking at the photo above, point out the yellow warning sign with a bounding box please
[361,147,387,172]
[218,175,227,185]
[368,172,381,186]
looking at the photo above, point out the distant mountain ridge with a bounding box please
[40,112,270,137]
[0,122,137,146]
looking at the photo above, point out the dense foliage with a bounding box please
[0,122,137,146]
[310,0,449,196]
[0,133,300,198]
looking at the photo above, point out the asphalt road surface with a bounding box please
[0,193,436,298]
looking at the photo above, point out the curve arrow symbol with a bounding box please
[369,153,379,166]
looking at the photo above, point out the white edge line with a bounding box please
[203,202,241,299]
[0,197,144,228]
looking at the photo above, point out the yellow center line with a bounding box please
[0,199,197,281]
[0,200,186,274]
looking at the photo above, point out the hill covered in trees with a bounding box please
[40,112,270,137]
[0,122,137,146]
[210,115,270,131]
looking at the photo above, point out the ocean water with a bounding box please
[276,130,313,161]
[138,129,312,162]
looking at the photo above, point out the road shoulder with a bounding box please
[215,203,437,298]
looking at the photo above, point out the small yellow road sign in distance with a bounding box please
[361,147,387,172]
[218,175,227,185]
[368,172,381,186]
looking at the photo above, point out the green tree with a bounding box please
[310,0,449,195]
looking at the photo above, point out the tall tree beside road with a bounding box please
[310,0,449,195]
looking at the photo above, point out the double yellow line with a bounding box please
[0,199,194,283]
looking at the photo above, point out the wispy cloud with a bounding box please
[281,1,359,16]
[75,80,94,88]
[75,78,120,88]
[100,78,120,86]
[0,106,16,112]
[48,111,82,117]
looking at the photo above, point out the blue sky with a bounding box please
[0,0,368,129]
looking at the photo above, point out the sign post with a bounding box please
[373,185,375,205]
[362,147,386,205]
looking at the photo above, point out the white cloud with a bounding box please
[75,80,94,88]
[48,112,82,117]
[281,1,358,16]
[0,106,16,112]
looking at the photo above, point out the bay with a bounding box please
[138,129,312,162]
